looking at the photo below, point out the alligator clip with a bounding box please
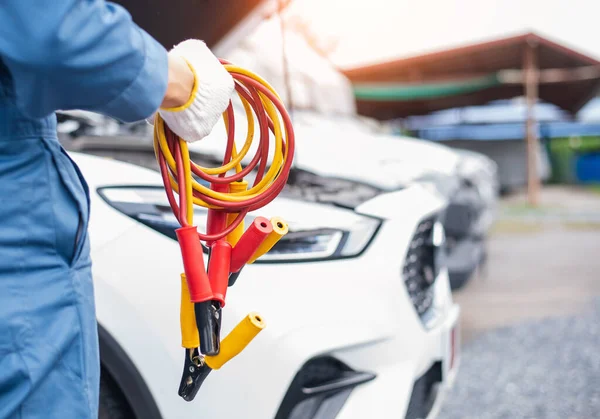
[177,213,229,356]
[194,300,222,356]
[178,348,212,402]
[194,238,232,356]
[178,275,214,402]
[178,312,266,401]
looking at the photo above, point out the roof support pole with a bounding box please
[524,39,540,206]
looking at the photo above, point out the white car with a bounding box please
[70,151,460,419]
[57,104,497,292]
[179,107,497,290]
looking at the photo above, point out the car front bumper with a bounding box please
[331,282,461,419]
[90,183,459,419]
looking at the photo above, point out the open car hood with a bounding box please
[185,109,461,191]
[111,0,290,57]
[57,107,461,194]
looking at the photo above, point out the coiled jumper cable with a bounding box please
[153,60,294,401]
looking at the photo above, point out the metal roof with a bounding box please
[342,33,600,119]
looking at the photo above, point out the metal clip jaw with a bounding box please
[177,312,266,401]
[195,301,222,356]
[178,348,212,402]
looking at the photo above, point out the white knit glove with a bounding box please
[158,40,234,143]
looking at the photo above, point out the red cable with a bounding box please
[155,63,295,243]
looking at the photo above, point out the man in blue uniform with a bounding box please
[0,1,234,417]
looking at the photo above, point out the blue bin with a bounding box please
[575,152,600,183]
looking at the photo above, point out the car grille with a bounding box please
[404,362,442,419]
[402,216,439,317]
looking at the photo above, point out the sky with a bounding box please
[287,0,600,68]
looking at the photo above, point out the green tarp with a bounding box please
[353,74,502,101]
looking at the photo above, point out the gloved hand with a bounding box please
[157,40,234,143]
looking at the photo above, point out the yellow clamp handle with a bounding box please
[247,217,289,264]
[180,274,200,349]
[204,312,265,370]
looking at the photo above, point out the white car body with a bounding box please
[184,108,497,289]
[73,151,460,419]
[190,108,496,215]
[58,102,497,292]
[188,109,461,192]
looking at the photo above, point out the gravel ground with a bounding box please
[439,299,600,419]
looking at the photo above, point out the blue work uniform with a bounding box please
[0,1,168,417]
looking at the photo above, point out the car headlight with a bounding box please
[98,186,381,262]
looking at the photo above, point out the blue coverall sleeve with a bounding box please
[0,0,169,123]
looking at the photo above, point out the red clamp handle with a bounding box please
[176,226,212,303]
[229,217,273,273]
[208,240,231,307]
